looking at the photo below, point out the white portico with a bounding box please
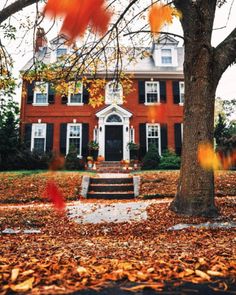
[95,104,132,161]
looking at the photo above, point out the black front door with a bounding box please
[105,126,123,161]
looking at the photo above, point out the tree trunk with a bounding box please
[170,0,219,216]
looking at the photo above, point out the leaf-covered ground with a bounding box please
[0,171,235,294]
[0,198,236,294]
[0,171,235,204]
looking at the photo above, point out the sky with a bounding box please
[2,0,236,113]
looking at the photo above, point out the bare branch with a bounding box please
[0,0,38,24]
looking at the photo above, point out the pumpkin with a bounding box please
[97,155,104,162]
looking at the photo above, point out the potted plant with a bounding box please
[88,141,99,160]
[127,142,140,160]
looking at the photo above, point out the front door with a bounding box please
[105,126,123,161]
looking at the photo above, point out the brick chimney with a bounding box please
[35,27,47,52]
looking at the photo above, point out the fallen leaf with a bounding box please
[11,277,34,292]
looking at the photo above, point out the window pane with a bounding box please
[161,49,171,56]
[70,94,82,103]
[148,138,159,150]
[147,93,158,103]
[34,138,45,153]
[69,125,80,137]
[36,93,47,104]
[106,114,122,122]
[34,125,45,137]
[69,138,80,153]
[57,48,67,58]
[161,56,172,64]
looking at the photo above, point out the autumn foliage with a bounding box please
[198,142,236,170]
[44,0,111,41]
[148,3,181,36]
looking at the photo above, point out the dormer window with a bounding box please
[161,49,172,64]
[68,81,83,105]
[56,48,67,59]
[105,81,123,105]
[33,82,48,105]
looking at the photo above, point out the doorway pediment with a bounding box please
[96,104,132,118]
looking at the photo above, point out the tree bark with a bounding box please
[170,0,219,216]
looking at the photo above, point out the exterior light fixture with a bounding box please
[38,119,41,123]
[73,119,77,123]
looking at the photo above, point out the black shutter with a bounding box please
[83,83,90,104]
[27,82,35,104]
[161,124,168,153]
[60,123,67,155]
[173,81,180,104]
[24,124,32,149]
[174,123,182,156]
[139,123,146,159]
[138,81,145,104]
[61,94,68,104]
[46,123,54,152]
[82,123,89,157]
[159,81,166,103]
[48,83,55,104]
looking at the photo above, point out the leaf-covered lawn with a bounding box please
[0,171,235,204]
[0,197,236,294]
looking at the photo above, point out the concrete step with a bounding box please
[90,178,133,184]
[89,184,134,192]
[87,192,135,199]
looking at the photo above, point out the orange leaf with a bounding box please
[44,0,111,41]
[148,3,181,36]
[44,180,65,213]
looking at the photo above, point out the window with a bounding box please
[179,81,185,104]
[146,124,160,153]
[67,124,82,155]
[33,82,48,105]
[31,124,46,153]
[56,48,67,58]
[105,81,123,104]
[68,81,83,104]
[130,127,135,143]
[145,82,159,104]
[106,114,122,123]
[161,48,172,64]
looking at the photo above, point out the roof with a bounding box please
[21,34,184,79]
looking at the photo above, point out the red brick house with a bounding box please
[20,33,184,161]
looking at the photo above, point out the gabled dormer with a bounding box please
[152,35,179,67]
[50,34,70,62]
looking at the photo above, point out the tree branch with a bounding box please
[214,27,236,80]
[0,0,38,24]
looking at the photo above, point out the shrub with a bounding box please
[0,146,52,171]
[65,148,85,171]
[159,150,181,170]
[141,144,160,170]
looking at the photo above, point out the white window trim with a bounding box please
[145,81,160,105]
[93,127,98,142]
[105,81,123,105]
[31,123,47,152]
[146,123,161,156]
[66,123,82,156]
[33,82,49,106]
[179,81,185,105]
[67,81,84,106]
[181,123,183,142]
